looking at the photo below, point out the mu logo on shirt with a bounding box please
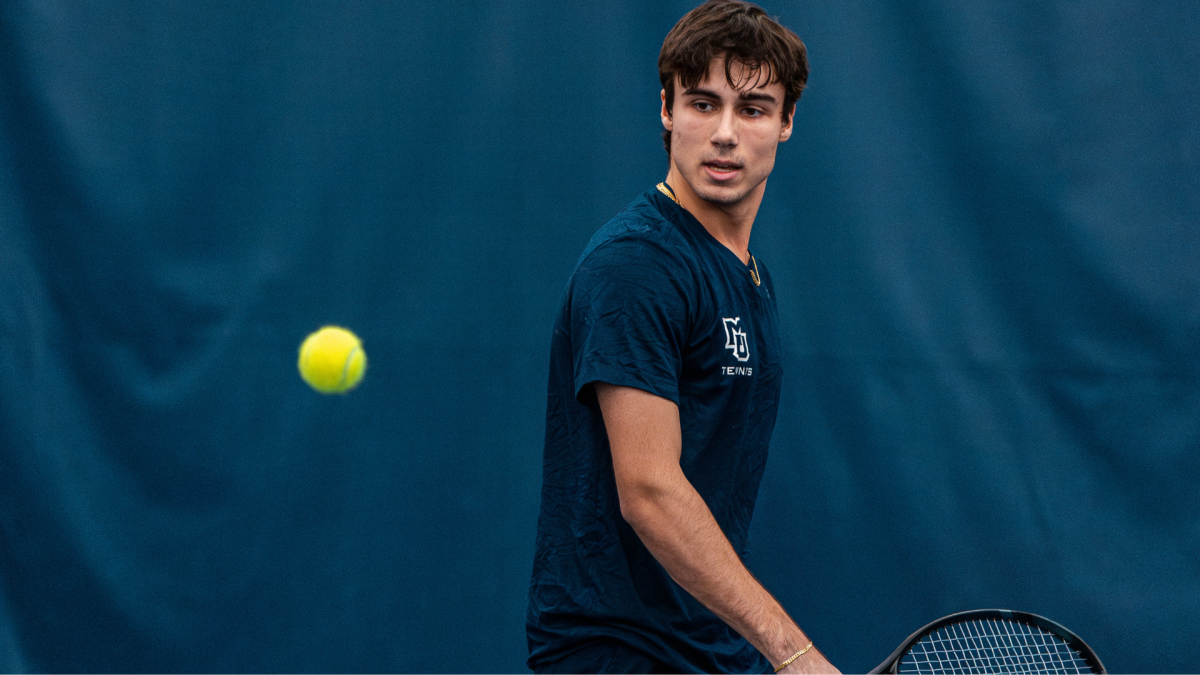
[722,317,750,362]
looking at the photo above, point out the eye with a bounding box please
[693,101,715,112]
[742,107,764,117]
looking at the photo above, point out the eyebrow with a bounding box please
[682,87,779,106]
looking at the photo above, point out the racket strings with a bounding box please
[899,618,1094,674]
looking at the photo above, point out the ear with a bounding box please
[778,103,796,142]
[660,89,673,131]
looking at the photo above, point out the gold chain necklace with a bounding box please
[656,183,761,287]
[656,182,679,204]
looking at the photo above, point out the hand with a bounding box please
[779,649,841,675]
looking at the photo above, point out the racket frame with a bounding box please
[868,609,1106,674]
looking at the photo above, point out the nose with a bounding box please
[711,107,738,148]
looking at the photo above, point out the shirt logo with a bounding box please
[722,317,750,362]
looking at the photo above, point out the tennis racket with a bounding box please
[869,609,1106,674]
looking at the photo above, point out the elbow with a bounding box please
[617,483,663,531]
[618,493,642,527]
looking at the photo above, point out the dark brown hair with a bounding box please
[658,0,809,155]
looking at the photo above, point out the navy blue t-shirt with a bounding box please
[527,186,783,674]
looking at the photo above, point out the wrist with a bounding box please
[773,642,814,672]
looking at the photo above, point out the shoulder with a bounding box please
[562,193,708,325]
[576,192,695,275]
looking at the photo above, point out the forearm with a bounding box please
[620,472,808,668]
[596,382,837,673]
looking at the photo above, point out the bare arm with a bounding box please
[595,382,839,674]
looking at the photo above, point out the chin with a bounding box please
[694,183,749,206]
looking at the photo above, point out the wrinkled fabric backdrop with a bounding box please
[1,0,1196,672]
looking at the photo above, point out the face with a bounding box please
[661,58,794,208]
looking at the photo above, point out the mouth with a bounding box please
[702,159,743,179]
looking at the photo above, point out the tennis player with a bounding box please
[527,1,839,673]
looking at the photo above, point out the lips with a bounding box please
[704,159,742,172]
[703,159,743,180]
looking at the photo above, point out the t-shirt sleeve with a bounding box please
[568,237,690,404]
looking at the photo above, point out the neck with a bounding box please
[663,164,764,264]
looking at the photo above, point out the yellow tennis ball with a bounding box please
[297,326,366,394]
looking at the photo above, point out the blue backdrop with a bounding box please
[1,1,1197,672]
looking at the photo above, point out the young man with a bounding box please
[527,2,839,673]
